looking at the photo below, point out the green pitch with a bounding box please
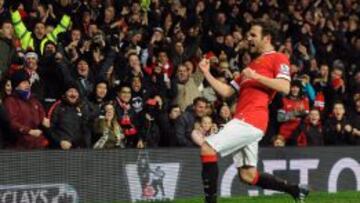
[116,191,360,203]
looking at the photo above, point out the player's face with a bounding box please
[247,25,268,54]
[247,25,263,54]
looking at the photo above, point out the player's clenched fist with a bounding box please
[199,58,210,74]
[242,67,260,80]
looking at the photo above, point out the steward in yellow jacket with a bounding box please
[11,10,71,55]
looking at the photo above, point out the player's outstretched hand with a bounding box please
[199,58,210,74]
[242,67,260,80]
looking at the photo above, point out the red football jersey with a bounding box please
[230,51,291,132]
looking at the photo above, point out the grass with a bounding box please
[114,191,360,203]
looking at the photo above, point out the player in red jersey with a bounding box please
[198,20,309,203]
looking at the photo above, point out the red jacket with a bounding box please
[3,94,48,149]
[279,96,310,140]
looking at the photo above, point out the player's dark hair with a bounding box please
[251,19,278,44]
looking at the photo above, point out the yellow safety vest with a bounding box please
[11,10,71,55]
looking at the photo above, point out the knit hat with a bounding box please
[24,51,38,61]
[64,81,80,94]
[11,70,30,88]
[153,27,164,33]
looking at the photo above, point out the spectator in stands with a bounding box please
[88,79,109,120]
[21,51,45,101]
[60,57,94,99]
[4,70,50,149]
[0,0,10,23]
[272,135,286,147]
[148,27,169,59]
[328,62,347,108]
[175,97,208,146]
[130,76,149,114]
[0,101,8,148]
[324,102,353,145]
[146,55,175,103]
[173,64,203,111]
[10,3,71,55]
[191,116,218,146]
[93,102,125,149]
[214,102,232,130]
[290,108,324,146]
[299,74,316,103]
[313,64,331,113]
[113,84,141,148]
[0,20,18,79]
[277,80,310,143]
[0,77,11,100]
[158,104,182,147]
[349,70,360,99]
[144,50,174,82]
[170,41,190,72]
[138,97,163,148]
[49,82,92,149]
[349,97,360,145]
[0,77,11,148]
[118,52,144,85]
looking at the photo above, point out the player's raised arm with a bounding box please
[199,58,235,98]
[242,67,290,95]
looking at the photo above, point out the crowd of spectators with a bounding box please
[0,0,359,149]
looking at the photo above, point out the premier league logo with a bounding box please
[125,151,180,202]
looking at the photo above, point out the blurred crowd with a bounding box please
[0,0,359,149]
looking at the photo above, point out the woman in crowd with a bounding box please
[93,102,125,149]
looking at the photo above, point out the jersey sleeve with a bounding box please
[273,54,291,81]
[230,75,242,92]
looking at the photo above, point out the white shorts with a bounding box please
[205,119,263,168]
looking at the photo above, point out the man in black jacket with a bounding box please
[175,97,208,146]
[49,82,92,149]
